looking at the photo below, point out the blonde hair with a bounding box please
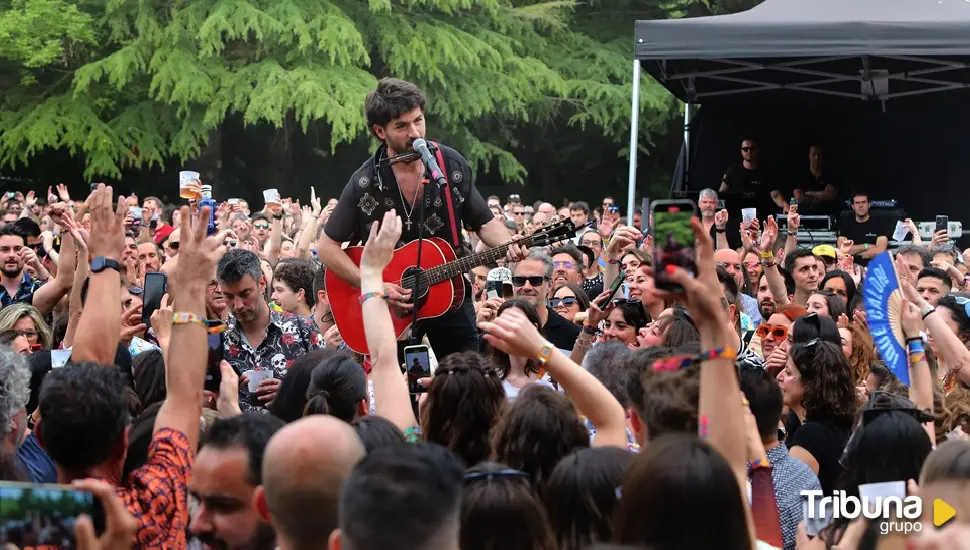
[0,303,52,349]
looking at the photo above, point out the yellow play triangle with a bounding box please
[934,498,956,527]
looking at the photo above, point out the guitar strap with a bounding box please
[430,141,462,250]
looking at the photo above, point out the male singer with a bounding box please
[319,77,526,358]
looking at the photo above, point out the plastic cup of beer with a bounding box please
[179,171,201,200]
[741,208,757,225]
[263,188,281,209]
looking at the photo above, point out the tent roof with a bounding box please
[635,0,970,103]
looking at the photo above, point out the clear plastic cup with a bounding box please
[179,171,201,200]
[263,188,281,209]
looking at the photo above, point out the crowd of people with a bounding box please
[1,77,970,550]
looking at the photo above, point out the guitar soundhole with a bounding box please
[401,267,430,301]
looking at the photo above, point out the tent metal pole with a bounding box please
[683,101,692,192]
[627,59,641,223]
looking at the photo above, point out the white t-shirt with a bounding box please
[502,374,557,402]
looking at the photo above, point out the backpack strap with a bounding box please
[430,141,462,249]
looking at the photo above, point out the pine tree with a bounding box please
[0,0,701,182]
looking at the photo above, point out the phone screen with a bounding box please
[141,272,167,326]
[652,200,698,292]
[205,324,224,393]
[404,345,431,394]
[0,481,105,547]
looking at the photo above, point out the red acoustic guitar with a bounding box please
[326,220,579,354]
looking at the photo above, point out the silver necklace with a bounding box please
[396,168,423,231]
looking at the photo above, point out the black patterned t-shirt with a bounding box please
[324,143,493,251]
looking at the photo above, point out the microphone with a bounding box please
[412,138,448,188]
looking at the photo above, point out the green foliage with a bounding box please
[0,0,704,181]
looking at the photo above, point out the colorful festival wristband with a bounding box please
[358,292,387,305]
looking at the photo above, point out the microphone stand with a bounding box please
[408,168,430,347]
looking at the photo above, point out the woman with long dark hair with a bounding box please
[490,300,557,402]
[777,340,857,492]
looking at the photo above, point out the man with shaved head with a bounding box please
[257,415,365,550]
[713,247,763,325]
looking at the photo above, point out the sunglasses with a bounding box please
[745,261,761,269]
[580,240,601,247]
[225,240,238,247]
[513,211,525,216]
[756,324,789,341]
[553,261,576,270]
[512,276,547,287]
[253,223,269,230]
[549,297,578,308]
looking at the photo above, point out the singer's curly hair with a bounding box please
[365,77,427,134]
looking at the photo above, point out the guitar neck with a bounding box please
[422,234,543,285]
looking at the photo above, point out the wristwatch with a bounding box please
[272,213,283,220]
[921,304,936,320]
[91,256,121,274]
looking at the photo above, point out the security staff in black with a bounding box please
[318,77,526,359]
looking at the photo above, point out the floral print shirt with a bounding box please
[224,308,324,411]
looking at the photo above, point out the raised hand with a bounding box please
[479,306,545,358]
[85,185,126,261]
[361,210,402,272]
[310,187,322,217]
[714,209,729,230]
[903,218,920,241]
[598,209,619,238]
[56,183,71,202]
[605,226,642,260]
[900,298,923,340]
[25,190,36,207]
[931,229,950,248]
[72,478,138,550]
[786,204,800,235]
[169,204,228,295]
[319,203,336,225]
[47,186,58,205]
[149,294,174,349]
[585,290,615,326]
[760,216,779,253]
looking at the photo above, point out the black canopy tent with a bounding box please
[628,0,970,211]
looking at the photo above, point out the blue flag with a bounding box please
[863,252,909,386]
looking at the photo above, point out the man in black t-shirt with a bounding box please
[720,138,779,216]
[319,78,526,358]
[791,145,839,217]
[837,191,888,267]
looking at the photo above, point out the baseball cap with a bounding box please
[153,224,174,245]
[812,244,837,260]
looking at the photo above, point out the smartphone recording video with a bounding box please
[652,200,698,293]
[205,322,224,393]
[141,272,167,327]
[404,345,431,394]
[0,481,104,548]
